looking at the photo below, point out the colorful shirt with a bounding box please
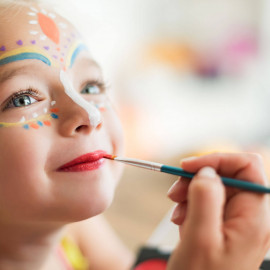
[58,237,89,270]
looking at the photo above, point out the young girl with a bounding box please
[0,0,269,269]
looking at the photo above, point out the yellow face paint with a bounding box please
[0,102,59,130]
[0,46,55,67]
[0,5,106,130]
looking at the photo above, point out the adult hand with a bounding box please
[167,153,270,270]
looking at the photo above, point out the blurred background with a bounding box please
[61,0,270,251]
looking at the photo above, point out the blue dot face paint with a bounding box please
[0,101,59,130]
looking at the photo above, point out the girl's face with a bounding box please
[0,4,124,225]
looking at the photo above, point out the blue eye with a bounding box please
[13,95,38,107]
[4,88,41,110]
[81,84,100,95]
[81,81,105,95]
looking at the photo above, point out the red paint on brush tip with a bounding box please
[103,154,116,160]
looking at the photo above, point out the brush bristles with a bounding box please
[103,154,116,160]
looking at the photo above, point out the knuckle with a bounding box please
[191,177,222,198]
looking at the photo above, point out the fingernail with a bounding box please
[170,204,181,221]
[180,156,197,166]
[198,167,216,179]
[167,179,180,196]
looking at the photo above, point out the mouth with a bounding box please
[58,150,107,172]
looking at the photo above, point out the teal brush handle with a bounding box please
[161,165,270,193]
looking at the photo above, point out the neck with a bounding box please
[0,220,65,270]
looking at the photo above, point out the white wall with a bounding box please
[63,0,270,159]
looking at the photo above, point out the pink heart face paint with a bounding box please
[0,4,107,130]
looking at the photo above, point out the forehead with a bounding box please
[0,4,87,70]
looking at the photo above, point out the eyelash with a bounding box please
[2,79,109,111]
[3,88,41,110]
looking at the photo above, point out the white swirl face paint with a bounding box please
[59,70,101,128]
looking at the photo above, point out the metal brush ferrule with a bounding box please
[114,157,162,172]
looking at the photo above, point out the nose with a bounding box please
[56,71,102,137]
[58,99,102,137]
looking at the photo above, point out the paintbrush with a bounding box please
[104,155,270,194]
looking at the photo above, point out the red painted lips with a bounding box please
[58,150,107,172]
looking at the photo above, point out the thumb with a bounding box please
[182,167,225,248]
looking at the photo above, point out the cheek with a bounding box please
[0,128,49,190]
[102,109,125,184]
[103,108,124,155]
[0,128,52,220]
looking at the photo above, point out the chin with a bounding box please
[63,186,116,222]
[47,167,120,223]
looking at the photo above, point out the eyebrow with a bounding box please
[0,66,29,84]
[71,54,103,75]
[84,59,102,70]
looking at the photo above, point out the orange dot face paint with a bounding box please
[0,100,60,130]
[43,121,51,127]
[50,108,59,113]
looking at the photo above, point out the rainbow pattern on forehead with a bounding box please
[65,40,88,69]
[0,41,88,69]
[0,6,89,69]
[0,42,89,69]
[0,46,55,67]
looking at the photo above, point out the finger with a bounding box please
[181,153,267,185]
[182,167,225,248]
[171,201,188,225]
[167,177,190,203]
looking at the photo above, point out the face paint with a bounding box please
[65,41,88,69]
[0,102,59,130]
[0,46,54,66]
[0,6,88,70]
[60,70,101,128]
[95,102,107,112]
[0,5,102,131]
